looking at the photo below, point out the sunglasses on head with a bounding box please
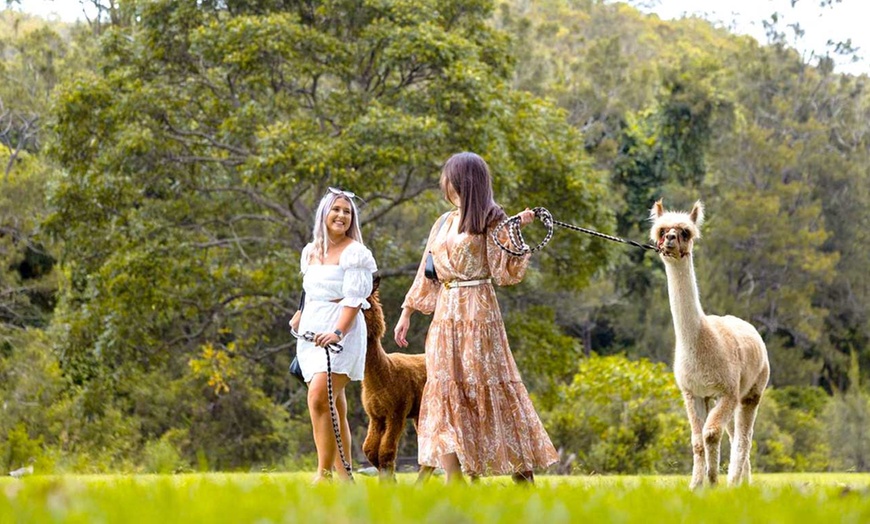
[328,187,356,199]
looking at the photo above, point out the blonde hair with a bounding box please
[310,191,364,261]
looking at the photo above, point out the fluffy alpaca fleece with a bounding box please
[650,200,770,489]
[361,278,434,482]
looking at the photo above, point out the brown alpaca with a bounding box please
[650,200,770,489]
[361,278,435,482]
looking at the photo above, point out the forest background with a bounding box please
[1,0,869,476]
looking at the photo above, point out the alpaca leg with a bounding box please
[512,471,534,486]
[683,392,707,490]
[377,417,406,482]
[702,395,737,487]
[410,419,435,485]
[726,413,740,483]
[363,418,386,469]
[730,393,762,485]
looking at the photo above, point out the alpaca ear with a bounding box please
[690,201,705,227]
[372,274,381,293]
[650,199,665,221]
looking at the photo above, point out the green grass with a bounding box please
[1,473,869,523]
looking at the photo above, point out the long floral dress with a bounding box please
[402,210,559,476]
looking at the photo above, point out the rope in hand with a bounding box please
[290,328,354,482]
[491,206,659,257]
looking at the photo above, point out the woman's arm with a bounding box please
[312,305,361,348]
[393,306,415,348]
[487,208,535,286]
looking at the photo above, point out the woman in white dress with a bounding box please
[289,187,378,483]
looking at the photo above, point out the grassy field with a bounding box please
[1,472,869,523]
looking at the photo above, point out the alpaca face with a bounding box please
[649,200,704,259]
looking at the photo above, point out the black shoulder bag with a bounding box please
[289,290,306,386]
[425,212,451,281]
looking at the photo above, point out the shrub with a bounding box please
[541,354,689,474]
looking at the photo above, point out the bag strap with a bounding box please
[298,289,306,312]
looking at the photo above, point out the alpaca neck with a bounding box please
[664,253,705,346]
[365,336,390,377]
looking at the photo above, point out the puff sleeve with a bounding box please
[339,243,378,309]
[486,219,530,286]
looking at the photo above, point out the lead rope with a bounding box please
[290,328,354,482]
[492,206,659,256]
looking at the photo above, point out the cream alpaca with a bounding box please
[650,200,770,489]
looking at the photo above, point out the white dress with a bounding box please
[296,241,378,383]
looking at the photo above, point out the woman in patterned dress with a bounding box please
[290,187,378,483]
[393,152,558,484]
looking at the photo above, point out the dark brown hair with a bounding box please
[440,152,506,234]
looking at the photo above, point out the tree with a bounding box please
[824,352,870,471]
[0,13,79,329]
[45,0,608,466]
[703,40,865,388]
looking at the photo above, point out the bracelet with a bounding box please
[333,329,343,339]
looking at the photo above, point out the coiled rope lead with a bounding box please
[491,207,659,257]
[290,328,354,482]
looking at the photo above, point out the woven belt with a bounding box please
[443,278,492,289]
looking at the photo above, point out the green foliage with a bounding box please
[3,0,870,474]
[541,354,689,474]
[0,13,92,333]
[46,385,141,473]
[1,424,44,474]
[142,433,184,474]
[40,0,606,469]
[755,387,831,473]
[701,39,869,389]
[823,353,870,471]
[504,304,582,399]
[0,151,58,329]
[0,328,61,472]
[178,372,291,470]
[699,185,838,386]
[757,386,830,472]
[613,55,728,235]
[498,0,870,395]
[824,389,870,472]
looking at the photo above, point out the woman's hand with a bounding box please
[394,310,411,348]
[313,331,342,348]
[518,208,534,228]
